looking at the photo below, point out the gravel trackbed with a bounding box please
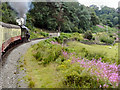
[0,39,45,89]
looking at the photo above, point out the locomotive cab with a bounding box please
[21,25,30,42]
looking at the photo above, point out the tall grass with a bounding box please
[22,34,118,88]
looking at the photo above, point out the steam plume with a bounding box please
[9,0,32,25]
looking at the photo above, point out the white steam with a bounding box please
[118,1,120,7]
[9,0,32,25]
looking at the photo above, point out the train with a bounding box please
[0,22,30,61]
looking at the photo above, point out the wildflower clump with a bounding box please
[59,51,119,88]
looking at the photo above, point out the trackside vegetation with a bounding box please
[20,33,118,88]
[29,28,49,39]
[1,1,119,89]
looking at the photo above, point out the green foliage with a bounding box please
[51,32,84,43]
[29,28,49,39]
[99,35,114,44]
[109,33,113,37]
[91,25,105,33]
[90,12,100,26]
[28,80,35,88]
[84,30,93,40]
[71,33,84,41]
[23,36,118,88]
[32,33,84,65]
[107,20,113,27]
[26,2,101,32]
[67,41,118,64]
[91,5,118,27]
[2,2,118,33]
[57,61,111,88]
[40,32,49,37]
[33,41,62,65]
[1,3,17,24]
[80,47,105,60]
[46,33,72,44]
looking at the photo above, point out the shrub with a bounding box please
[100,35,114,44]
[71,33,84,41]
[33,42,62,65]
[60,63,110,88]
[91,26,105,33]
[114,37,116,40]
[109,34,113,37]
[28,80,35,88]
[92,37,95,40]
[40,32,49,37]
[64,73,102,88]
[84,30,93,40]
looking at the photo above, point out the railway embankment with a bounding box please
[0,39,45,89]
[20,35,118,88]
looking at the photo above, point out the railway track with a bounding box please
[1,33,58,66]
[1,37,49,66]
[0,38,48,88]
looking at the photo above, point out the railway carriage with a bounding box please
[0,22,30,61]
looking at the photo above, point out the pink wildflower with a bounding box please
[51,41,59,45]
[97,25,104,29]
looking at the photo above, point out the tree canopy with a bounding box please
[1,2,119,32]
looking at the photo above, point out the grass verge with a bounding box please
[22,47,63,88]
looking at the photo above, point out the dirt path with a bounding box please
[0,39,45,89]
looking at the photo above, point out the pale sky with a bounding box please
[78,0,120,9]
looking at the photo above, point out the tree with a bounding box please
[107,20,113,27]
[92,6,118,27]
[90,12,99,26]
[117,7,120,28]
[1,2,17,24]
[113,17,118,25]
[84,30,93,40]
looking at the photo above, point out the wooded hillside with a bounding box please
[1,2,120,32]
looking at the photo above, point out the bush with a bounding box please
[92,37,95,40]
[91,26,105,33]
[28,80,35,88]
[40,32,49,37]
[100,35,114,44]
[71,33,84,41]
[114,37,116,40]
[109,34,113,37]
[64,73,101,88]
[59,63,111,88]
[33,41,62,65]
[84,30,93,40]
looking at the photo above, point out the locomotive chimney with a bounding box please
[16,18,25,26]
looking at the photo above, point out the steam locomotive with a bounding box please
[0,20,30,61]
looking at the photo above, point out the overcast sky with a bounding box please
[78,0,120,9]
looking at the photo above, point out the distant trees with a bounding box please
[27,2,98,32]
[117,7,120,29]
[90,12,99,26]
[1,2,17,24]
[1,2,118,33]
[90,5,118,27]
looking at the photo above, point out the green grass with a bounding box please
[30,28,49,39]
[30,31,44,39]
[66,41,118,64]
[21,33,118,88]
[91,25,118,33]
[22,48,63,88]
